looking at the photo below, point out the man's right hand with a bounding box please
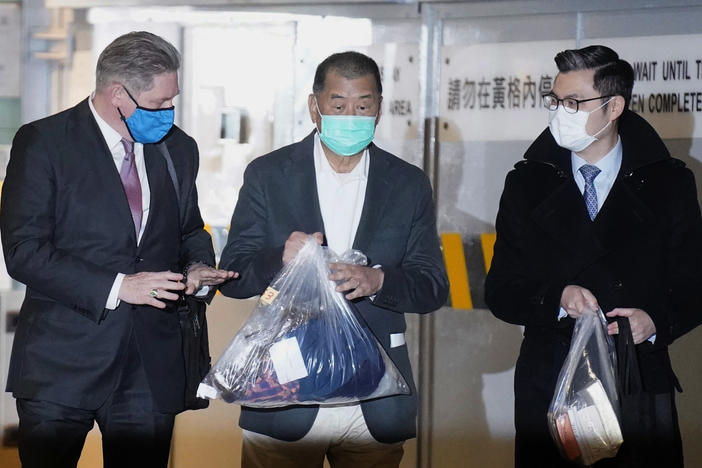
[282,231,323,264]
[118,271,185,309]
[560,285,599,318]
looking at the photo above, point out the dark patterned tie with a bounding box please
[579,164,601,221]
[120,138,142,236]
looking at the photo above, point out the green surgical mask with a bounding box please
[315,98,377,156]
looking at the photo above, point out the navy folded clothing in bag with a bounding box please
[284,315,385,400]
[197,237,408,407]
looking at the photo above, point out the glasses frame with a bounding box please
[542,94,614,114]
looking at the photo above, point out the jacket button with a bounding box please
[135,256,143,263]
[610,280,623,290]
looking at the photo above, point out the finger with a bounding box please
[346,290,362,300]
[607,322,619,335]
[336,279,358,292]
[328,262,349,272]
[152,271,184,281]
[184,284,196,295]
[203,269,238,280]
[606,308,632,317]
[146,297,167,309]
[200,277,231,286]
[153,280,185,291]
[154,290,180,302]
[312,232,324,244]
[329,272,351,282]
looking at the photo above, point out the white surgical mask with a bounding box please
[548,98,613,152]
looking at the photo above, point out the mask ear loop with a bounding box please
[313,96,323,134]
[591,97,615,140]
[116,86,139,142]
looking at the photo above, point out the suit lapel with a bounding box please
[74,99,138,245]
[283,133,325,234]
[531,177,596,257]
[139,144,170,246]
[352,144,392,254]
[531,169,656,276]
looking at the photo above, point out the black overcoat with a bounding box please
[485,110,702,467]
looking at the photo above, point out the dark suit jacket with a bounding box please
[0,98,215,413]
[218,131,448,443]
[485,110,702,466]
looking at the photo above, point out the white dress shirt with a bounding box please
[313,133,368,255]
[88,96,150,310]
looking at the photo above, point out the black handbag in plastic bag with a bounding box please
[178,295,211,410]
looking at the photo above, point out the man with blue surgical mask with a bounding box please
[1,31,235,467]
[218,51,448,468]
[486,45,702,467]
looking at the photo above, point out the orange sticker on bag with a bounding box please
[260,287,279,305]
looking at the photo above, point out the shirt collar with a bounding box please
[571,135,622,179]
[313,133,369,181]
[88,92,129,155]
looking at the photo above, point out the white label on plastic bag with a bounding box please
[197,383,219,400]
[390,333,406,348]
[269,337,308,384]
[260,286,279,305]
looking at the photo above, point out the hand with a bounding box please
[119,271,185,309]
[282,231,323,264]
[560,285,599,318]
[329,264,384,301]
[184,264,239,295]
[606,308,656,344]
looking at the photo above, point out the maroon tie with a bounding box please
[120,138,142,237]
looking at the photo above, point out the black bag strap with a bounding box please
[157,142,184,226]
[616,317,643,395]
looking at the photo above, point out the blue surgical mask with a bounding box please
[315,98,377,156]
[118,86,175,144]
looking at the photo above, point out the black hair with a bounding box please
[313,51,382,95]
[554,45,634,108]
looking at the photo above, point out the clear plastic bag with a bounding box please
[548,308,623,466]
[197,237,410,407]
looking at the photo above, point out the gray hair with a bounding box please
[95,31,181,94]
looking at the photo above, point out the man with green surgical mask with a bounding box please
[218,51,448,468]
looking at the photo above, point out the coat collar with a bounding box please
[525,110,661,267]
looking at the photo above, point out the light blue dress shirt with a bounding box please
[556,137,656,342]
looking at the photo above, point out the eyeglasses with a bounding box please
[542,94,614,114]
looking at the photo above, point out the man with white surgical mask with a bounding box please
[486,45,702,467]
[218,51,448,468]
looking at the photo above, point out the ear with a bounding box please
[608,95,626,121]
[108,83,126,108]
[308,94,320,129]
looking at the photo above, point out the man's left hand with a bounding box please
[605,308,656,344]
[329,264,384,301]
[185,264,239,295]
